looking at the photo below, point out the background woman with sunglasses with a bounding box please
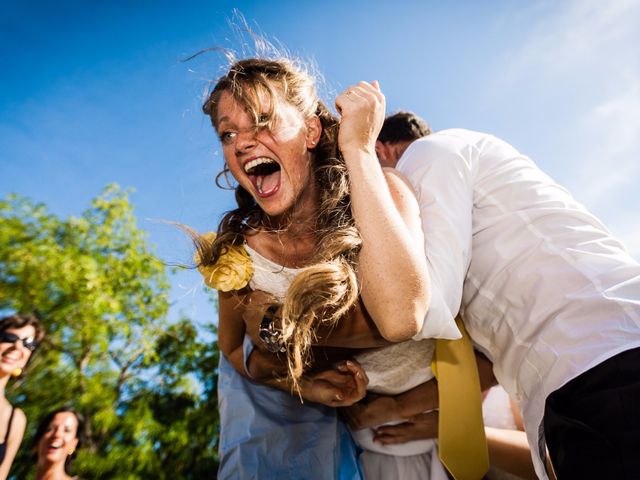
[0,314,44,480]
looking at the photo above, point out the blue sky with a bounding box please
[2,0,639,324]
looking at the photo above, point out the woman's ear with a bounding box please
[305,115,322,148]
[69,437,79,455]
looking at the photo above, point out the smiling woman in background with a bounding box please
[33,407,84,480]
[0,314,44,480]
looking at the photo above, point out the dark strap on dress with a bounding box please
[4,407,15,443]
[0,406,14,464]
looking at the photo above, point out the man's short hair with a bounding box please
[378,111,431,143]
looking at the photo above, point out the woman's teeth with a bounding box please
[244,157,276,174]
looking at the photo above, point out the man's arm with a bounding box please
[341,351,496,429]
[361,413,545,480]
[396,136,476,340]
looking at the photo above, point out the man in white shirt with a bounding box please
[375,112,640,479]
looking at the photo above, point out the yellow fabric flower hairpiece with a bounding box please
[196,232,254,292]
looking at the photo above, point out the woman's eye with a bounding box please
[219,131,237,144]
[258,114,269,124]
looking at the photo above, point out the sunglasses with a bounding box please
[0,332,38,352]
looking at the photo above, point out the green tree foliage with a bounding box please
[0,185,220,479]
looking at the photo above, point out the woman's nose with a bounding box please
[5,343,20,355]
[235,129,258,154]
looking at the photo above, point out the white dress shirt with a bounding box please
[398,129,640,479]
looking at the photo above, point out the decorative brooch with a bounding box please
[196,232,254,292]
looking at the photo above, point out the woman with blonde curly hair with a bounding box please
[194,53,451,478]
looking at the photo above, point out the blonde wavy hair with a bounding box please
[195,57,362,392]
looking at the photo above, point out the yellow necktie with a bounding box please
[432,317,489,480]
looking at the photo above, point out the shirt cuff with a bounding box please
[412,286,462,340]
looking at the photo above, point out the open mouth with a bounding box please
[46,442,63,452]
[244,157,281,196]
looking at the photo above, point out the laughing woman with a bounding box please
[33,407,83,480]
[194,56,436,479]
[0,314,45,480]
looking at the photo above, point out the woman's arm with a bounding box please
[0,407,26,480]
[336,82,430,342]
[243,290,388,350]
[218,290,250,376]
[314,299,389,348]
[220,289,369,407]
[247,350,369,407]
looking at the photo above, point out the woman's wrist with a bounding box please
[340,146,377,162]
[258,305,286,353]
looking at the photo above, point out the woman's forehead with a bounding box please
[4,324,36,338]
[216,88,300,125]
[51,412,78,428]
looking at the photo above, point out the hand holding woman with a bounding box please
[372,412,439,446]
[301,360,369,407]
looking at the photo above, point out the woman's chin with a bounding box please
[0,362,20,376]
[42,449,66,464]
[255,192,292,217]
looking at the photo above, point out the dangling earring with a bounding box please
[68,448,75,456]
[11,368,22,377]
[215,165,236,190]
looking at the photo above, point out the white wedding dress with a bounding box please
[246,245,449,480]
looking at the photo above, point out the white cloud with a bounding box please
[495,0,640,210]
[573,82,640,204]
[503,0,640,84]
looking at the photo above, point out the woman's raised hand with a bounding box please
[335,80,385,157]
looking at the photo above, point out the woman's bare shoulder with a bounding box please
[382,167,416,194]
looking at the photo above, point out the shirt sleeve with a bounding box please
[397,134,476,340]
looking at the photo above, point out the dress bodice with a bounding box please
[245,245,435,395]
[246,244,437,456]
